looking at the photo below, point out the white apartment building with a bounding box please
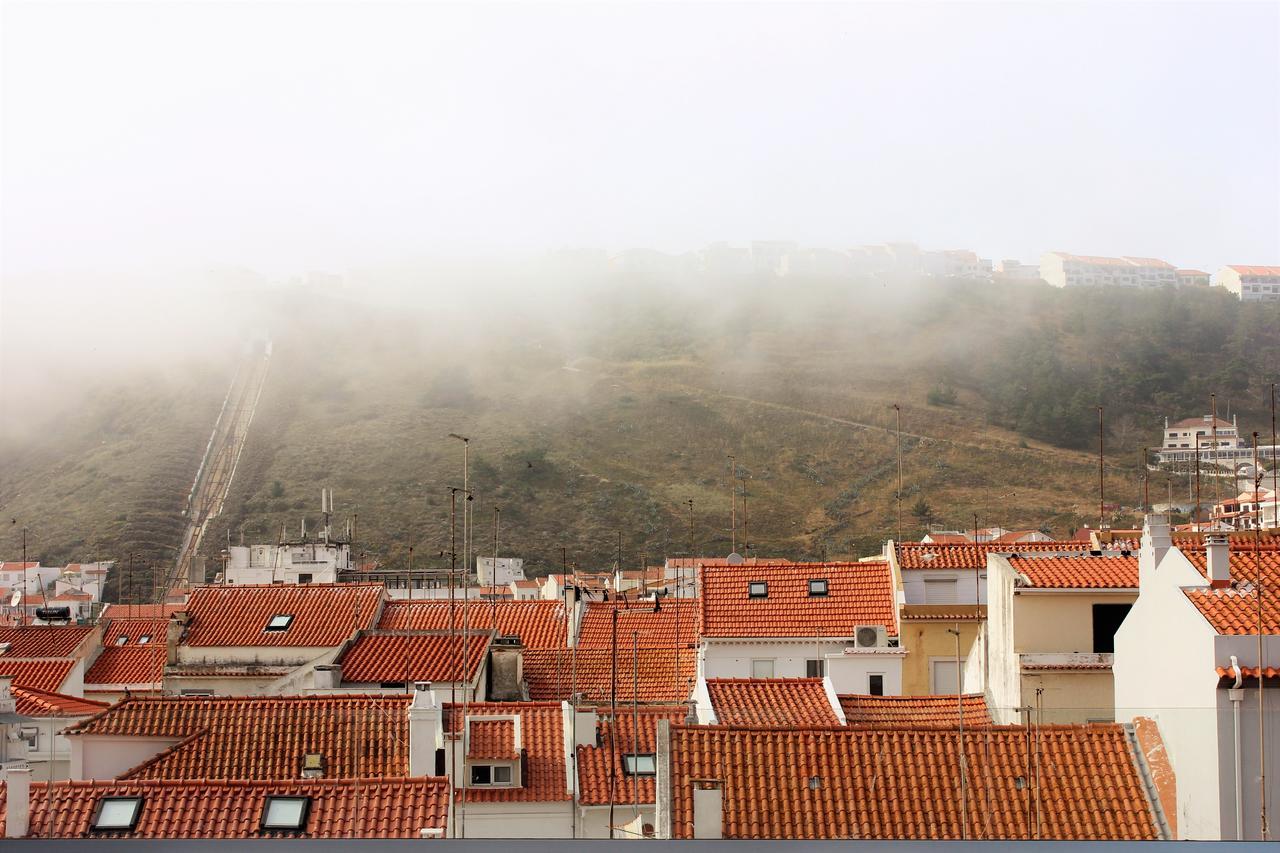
[1040,252,1177,288]
[993,259,1041,282]
[1212,265,1280,302]
[940,249,993,280]
[476,557,525,586]
[1153,414,1271,467]
[1176,269,1211,287]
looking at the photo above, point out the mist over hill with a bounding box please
[2,265,1277,597]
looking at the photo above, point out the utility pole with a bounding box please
[727,454,736,554]
[894,404,903,544]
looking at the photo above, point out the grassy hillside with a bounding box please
[2,272,1276,597]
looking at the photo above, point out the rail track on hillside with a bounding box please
[161,345,271,598]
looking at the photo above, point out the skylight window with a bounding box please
[622,753,656,776]
[808,578,829,597]
[115,636,128,646]
[748,581,768,598]
[261,796,311,831]
[92,796,143,831]
[137,635,151,644]
[265,614,295,632]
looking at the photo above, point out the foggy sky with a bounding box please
[2,0,1278,278]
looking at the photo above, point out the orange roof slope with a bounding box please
[84,645,166,688]
[701,562,897,638]
[378,599,566,648]
[1183,550,1280,634]
[1008,554,1139,589]
[65,694,412,780]
[0,658,76,693]
[0,778,448,839]
[897,542,1091,570]
[669,724,1161,840]
[0,625,93,657]
[706,678,840,726]
[337,631,489,684]
[576,706,688,807]
[838,693,992,726]
[444,702,569,802]
[181,583,383,647]
[467,718,518,759]
[12,685,109,717]
[577,599,701,649]
[1227,265,1280,275]
[522,648,695,704]
[102,617,167,645]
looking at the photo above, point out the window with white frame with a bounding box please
[622,753,656,776]
[92,797,143,832]
[265,614,294,632]
[261,796,310,831]
[470,764,514,785]
[750,658,775,679]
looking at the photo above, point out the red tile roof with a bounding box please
[522,648,695,704]
[181,583,383,647]
[576,705,690,806]
[101,617,167,645]
[701,562,897,638]
[0,625,94,657]
[1182,549,1280,634]
[65,694,412,780]
[84,645,166,688]
[668,724,1161,839]
[467,718,518,759]
[0,658,76,693]
[337,631,489,684]
[1226,265,1280,275]
[838,693,992,726]
[666,557,794,569]
[12,685,109,717]
[577,599,701,649]
[897,542,1093,570]
[593,705,688,751]
[1008,554,1139,589]
[444,702,569,802]
[1215,665,1280,682]
[0,778,448,839]
[900,605,986,622]
[100,603,186,619]
[378,599,567,648]
[706,678,841,726]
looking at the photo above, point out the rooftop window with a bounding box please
[261,796,311,832]
[748,581,768,599]
[92,796,143,832]
[115,636,128,646]
[622,753,657,776]
[808,578,829,597]
[137,635,151,645]
[470,764,513,786]
[265,614,294,632]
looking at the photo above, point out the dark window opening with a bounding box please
[1092,603,1132,653]
[806,659,825,678]
[868,674,885,696]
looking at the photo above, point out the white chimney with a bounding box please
[1141,514,1172,569]
[408,681,440,777]
[573,701,597,749]
[4,765,30,838]
[692,780,723,839]
[312,664,342,690]
[1207,535,1230,588]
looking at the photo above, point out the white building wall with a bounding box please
[455,801,574,838]
[983,556,1021,723]
[700,640,903,695]
[71,735,182,780]
[901,569,986,605]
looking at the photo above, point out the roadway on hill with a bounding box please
[163,345,271,598]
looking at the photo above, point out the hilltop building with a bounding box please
[1213,265,1280,301]
[1040,252,1177,288]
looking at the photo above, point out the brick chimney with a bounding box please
[3,765,30,838]
[1206,535,1230,588]
[408,681,440,777]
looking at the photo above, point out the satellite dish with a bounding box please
[9,591,20,608]
[726,552,744,565]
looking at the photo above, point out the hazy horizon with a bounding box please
[3,0,1279,281]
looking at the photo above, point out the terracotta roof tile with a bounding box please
[521,648,695,704]
[577,599,701,649]
[592,705,688,751]
[84,645,166,688]
[0,625,94,658]
[65,694,412,780]
[900,604,987,622]
[701,562,897,638]
[378,599,566,648]
[181,583,383,647]
[101,617,167,646]
[0,778,448,838]
[100,603,186,619]
[1226,265,1280,275]
[467,718,518,759]
[706,678,841,726]
[12,685,109,717]
[1215,665,1280,682]
[897,542,1093,570]
[1008,554,1139,589]
[577,706,688,806]
[669,724,1161,839]
[838,693,992,726]
[1182,549,1280,634]
[0,658,76,693]
[444,702,569,802]
[337,631,489,684]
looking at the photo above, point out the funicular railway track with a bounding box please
[162,345,271,598]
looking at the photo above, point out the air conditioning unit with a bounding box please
[853,625,887,648]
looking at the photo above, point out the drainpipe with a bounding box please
[1229,655,1244,840]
